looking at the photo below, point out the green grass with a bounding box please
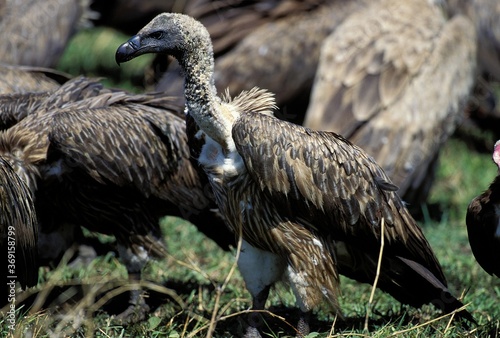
[1,27,500,337]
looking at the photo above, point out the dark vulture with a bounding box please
[0,157,38,304]
[303,0,477,209]
[0,0,95,68]
[0,76,233,322]
[116,13,475,336]
[466,140,500,278]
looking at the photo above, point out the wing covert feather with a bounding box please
[233,112,444,279]
[46,105,189,199]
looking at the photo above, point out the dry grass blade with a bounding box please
[27,245,79,315]
[364,217,385,332]
[87,280,186,316]
[204,227,243,338]
[389,303,472,336]
[329,314,338,336]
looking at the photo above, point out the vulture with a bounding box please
[466,140,500,277]
[0,157,38,303]
[0,0,95,67]
[0,76,233,322]
[0,64,72,129]
[303,0,477,209]
[116,13,475,336]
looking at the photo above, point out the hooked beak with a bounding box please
[115,35,143,65]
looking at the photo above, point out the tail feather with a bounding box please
[336,242,476,325]
[396,257,476,324]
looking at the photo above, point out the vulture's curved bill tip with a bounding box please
[115,35,142,65]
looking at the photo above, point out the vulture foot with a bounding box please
[295,311,311,337]
[243,325,263,338]
[112,289,150,325]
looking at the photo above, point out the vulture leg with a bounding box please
[238,241,285,338]
[244,285,271,338]
[295,311,311,338]
[113,244,151,324]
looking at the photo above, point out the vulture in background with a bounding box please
[116,12,475,336]
[303,0,477,209]
[443,0,500,150]
[0,76,233,322]
[443,0,500,81]
[0,0,95,68]
[0,157,38,304]
[466,140,500,278]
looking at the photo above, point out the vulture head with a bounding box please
[115,13,213,66]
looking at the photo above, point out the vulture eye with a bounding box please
[150,31,163,40]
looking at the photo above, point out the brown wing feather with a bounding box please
[233,112,445,283]
[45,104,191,200]
[304,0,477,201]
[0,64,68,94]
[0,91,51,129]
[185,0,328,56]
[304,0,440,131]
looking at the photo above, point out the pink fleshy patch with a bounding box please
[493,140,500,166]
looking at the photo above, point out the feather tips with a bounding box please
[233,112,445,280]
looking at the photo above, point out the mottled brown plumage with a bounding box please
[0,156,38,302]
[0,91,51,129]
[466,140,500,277]
[116,12,475,336]
[0,64,69,95]
[0,76,233,321]
[303,0,477,207]
[0,0,95,67]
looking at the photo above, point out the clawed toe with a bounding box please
[111,289,150,325]
[112,302,150,325]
